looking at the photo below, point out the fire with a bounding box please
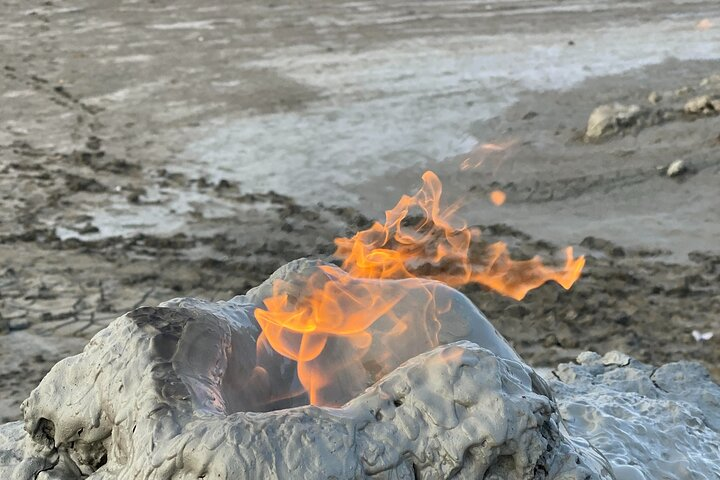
[255,268,441,406]
[255,170,585,405]
[334,171,583,298]
[479,143,506,151]
[489,190,506,206]
[460,141,514,171]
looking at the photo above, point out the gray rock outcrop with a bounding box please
[585,103,645,140]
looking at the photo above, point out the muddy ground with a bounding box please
[1,0,719,422]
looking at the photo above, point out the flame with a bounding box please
[479,143,506,151]
[460,141,514,171]
[334,171,583,298]
[696,19,712,31]
[255,170,584,405]
[489,190,506,206]
[255,267,441,406]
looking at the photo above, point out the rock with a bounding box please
[63,174,106,193]
[585,103,644,140]
[543,333,559,347]
[674,86,693,97]
[7,318,28,331]
[77,223,99,234]
[647,91,662,104]
[666,159,687,177]
[600,350,631,366]
[550,353,720,480]
[215,178,234,190]
[683,95,720,115]
[84,136,101,151]
[699,74,720,87]
[580,236,625,257]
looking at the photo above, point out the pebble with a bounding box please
[602,351,631,366]
[8,317,29,331]
[683,95,720,114]
[699,74,720,87]
[648,91,662,104]
[585,103,643,139]
[666,159,686,177]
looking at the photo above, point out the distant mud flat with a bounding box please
[1,0,719,422]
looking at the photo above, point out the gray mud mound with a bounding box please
[551,351,720,480]
[0,261,611,479]
[1,260,719,479]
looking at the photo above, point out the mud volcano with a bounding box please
[1,260,719,479]
[0,259,611,479]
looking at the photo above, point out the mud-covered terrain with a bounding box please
[1,0,719,421]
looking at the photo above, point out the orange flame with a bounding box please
[489,190,506,206]
[255,170,584,405]
[460,141,514,171]
[334,171,583,299]
[255,267,441,406]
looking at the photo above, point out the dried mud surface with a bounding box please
[1,0,719,422]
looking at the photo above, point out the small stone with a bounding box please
[666,159,686,177]
[85,136,102,151]
[674,86,693,97]
[683,95,720,115]
[602,351,631,367]
[126,191,141,204]
[558,334,579,349]
[215,179,233,190]
[699,74,720,87]
[585,103,644,140]
[576,351,602,365]
[79,223,99,234]
[8,317,30,331]
[648,91,662,104]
